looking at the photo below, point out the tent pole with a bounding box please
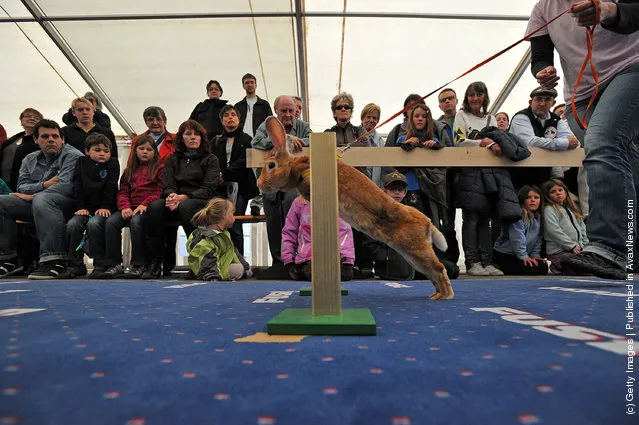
[295,0,309,119]
[489,46,531,115]
[20,0,137,138]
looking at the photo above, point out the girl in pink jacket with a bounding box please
[281,195,355,281]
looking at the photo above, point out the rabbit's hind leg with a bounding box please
[405,242,454,300]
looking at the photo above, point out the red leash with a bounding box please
[570,0,600,130]
[355,1,599,145]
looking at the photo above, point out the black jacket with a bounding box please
[189,98,228,141]
[454,127,529,221]
[235,96,272,136]
[362,234,415,281]
[62,108,112,129]
[62,124,118,162]
[0,132,40,191]
[163,151,221,200]
[210,129,259,200]
[72,157,119,213]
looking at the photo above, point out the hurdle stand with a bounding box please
[266,132,376,336]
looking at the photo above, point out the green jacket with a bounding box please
[187,227,250,281]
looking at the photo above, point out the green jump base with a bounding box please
[299,287,348,296]
[267,308,376,336]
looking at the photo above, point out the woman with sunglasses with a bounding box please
[324,92,366,148]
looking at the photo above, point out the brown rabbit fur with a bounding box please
[257,116,454,300]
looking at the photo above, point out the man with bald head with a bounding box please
[252,95,312,269]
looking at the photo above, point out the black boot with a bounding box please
[142,260,162,279]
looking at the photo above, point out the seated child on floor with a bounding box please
[65,133,119,278]
[541,178,588,275]
[493,185,548,275]
[362,171,460,280]
[187,198,252,281]
[92,135,164,279]
[281,195,355,281]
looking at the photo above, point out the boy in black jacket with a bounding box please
[63,133,119,278]
[362,171,459,280]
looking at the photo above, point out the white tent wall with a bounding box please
[1,0,574,268]
[0,0,570,138]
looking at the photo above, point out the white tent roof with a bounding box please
[1,0,565,137]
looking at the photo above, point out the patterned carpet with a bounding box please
[0,276,634,425]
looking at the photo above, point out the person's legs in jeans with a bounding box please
[32,192,75,264]
[105,212,127,266]
[263,192,284,264]
[145,199,169,263]
[86,215,109,267]
[0,195,32,275]
[66,214,90,268]
[478,213,493,266]
[461,209,480,268]
[565,63,639,276]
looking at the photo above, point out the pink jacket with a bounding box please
[281,197,355,265]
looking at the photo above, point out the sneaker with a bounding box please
[124,265,145,279]
[57,264,88,279]
[467,263,490,276]
[142,261,162,279]
[28,261,67,280]
[484,265,504,276]
[102,264,125,279]
[0,259,23,278]
[560,251,627,280]
[88,266,108,279]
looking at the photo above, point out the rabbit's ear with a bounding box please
[265,116,288,153]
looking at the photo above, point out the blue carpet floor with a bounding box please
[0,277,634,425]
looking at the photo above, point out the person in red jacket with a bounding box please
[128,106,176,163]
[0,124,7,146]
[95,135,164,279]
[128,106,177,275]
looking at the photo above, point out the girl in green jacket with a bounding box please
[187,198,252,281]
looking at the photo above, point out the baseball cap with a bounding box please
[382,171,408,188]
[530,86,558,98]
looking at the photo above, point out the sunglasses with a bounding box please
[334,105,352,111]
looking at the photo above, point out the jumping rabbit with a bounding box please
[257,116,454,300]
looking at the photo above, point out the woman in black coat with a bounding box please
[210,105,259,254]
[189,80,228,142]
[143,120,221,278]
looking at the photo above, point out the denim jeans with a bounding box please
[566,62,639,269]
[0,193,74,263]
[104,212,147,266]
[263,190,297,264]
[461,209,492,267]
[67,215,109,267]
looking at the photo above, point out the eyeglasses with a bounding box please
[334,105,352,111]
[438,96,456,103]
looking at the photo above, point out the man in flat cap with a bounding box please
[508,86,580,190]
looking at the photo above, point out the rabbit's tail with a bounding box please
[429,226,448,252]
